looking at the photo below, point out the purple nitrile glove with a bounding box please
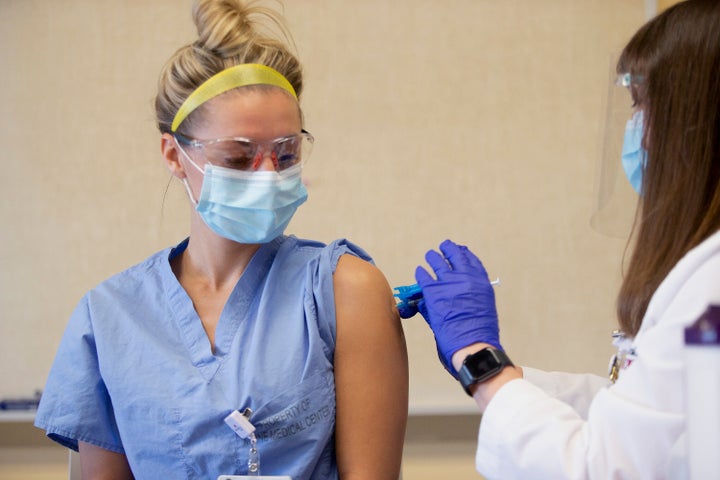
[415,239,502,377]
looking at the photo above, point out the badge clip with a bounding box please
[225,407,255,439]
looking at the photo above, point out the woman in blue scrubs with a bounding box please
[34,1,408,478]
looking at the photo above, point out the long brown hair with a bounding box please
[616,0,720,336]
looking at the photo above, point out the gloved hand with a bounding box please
[415,239,502,377]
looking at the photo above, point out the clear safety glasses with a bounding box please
[174,130,314,172]
[615,73,644,89]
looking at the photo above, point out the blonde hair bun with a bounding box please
[192,0,292,59]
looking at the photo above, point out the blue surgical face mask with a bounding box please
[621,110,647,194]
[178,145,307,243]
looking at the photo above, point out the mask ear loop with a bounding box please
[174,138,204,206]
[181,178,199,207]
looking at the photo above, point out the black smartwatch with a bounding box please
[458,347,514,396]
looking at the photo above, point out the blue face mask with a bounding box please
[183,162,308,244]
[621,110,647,194]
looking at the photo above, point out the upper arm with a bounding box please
[79,441,133,479]
[333,254,408,480]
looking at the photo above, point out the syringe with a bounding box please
[394,278,500,318]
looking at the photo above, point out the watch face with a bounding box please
[459,348,513,395]
[464,349,503,377]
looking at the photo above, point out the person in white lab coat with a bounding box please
[407,1,720,478]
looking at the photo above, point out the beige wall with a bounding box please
[658,0,682,11]
[1,0,647,477]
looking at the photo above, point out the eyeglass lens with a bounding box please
[203,135,305,171]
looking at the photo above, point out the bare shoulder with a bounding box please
[333,254,398,321]
[334,254,390,293]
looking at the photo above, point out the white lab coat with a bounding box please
[476,229,720,479]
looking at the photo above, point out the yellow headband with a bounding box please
[171,64,297,132]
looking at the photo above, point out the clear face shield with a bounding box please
[590,59,644,238]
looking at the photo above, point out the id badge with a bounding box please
[217,476,292,479]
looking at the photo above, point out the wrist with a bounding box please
[456,346,514,397]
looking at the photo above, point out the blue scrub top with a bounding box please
[35,235,372,479]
